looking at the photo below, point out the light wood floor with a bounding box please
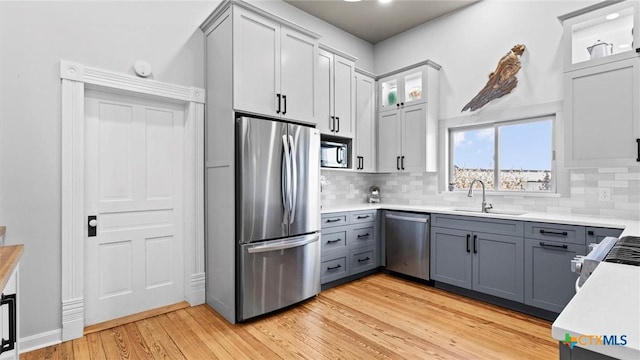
[22,273,557,359]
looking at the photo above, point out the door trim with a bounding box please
[59,60,205,341]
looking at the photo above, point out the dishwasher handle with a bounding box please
[385,213,429,223]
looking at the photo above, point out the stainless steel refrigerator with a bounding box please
[236,116,321,321]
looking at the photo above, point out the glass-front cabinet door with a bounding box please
[562,0,639,71]
[378,65,427,112]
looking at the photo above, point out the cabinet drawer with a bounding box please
[348,225,375,249]
[321,230,347,252]
[350,210,376,224]
[321,213,348,228]
[321,256,348,284]
[350,246,376,274]
[525,222,586,245]
[431,214,523,237]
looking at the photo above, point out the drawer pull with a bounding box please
[540,241,568,250]
[357,215,370,219]
[357,257,370,263]
[357,233,370,238]
[325,218,342,223]
[540,229,568,236]
[327,264,342,270]
[326,239,342,244]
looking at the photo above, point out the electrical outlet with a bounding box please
[402,184,407,192]
[598,188,611,201]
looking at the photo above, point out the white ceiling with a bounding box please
[283,0,478,44]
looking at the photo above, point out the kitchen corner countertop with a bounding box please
[0,244,23,291]
[323,203,640,359]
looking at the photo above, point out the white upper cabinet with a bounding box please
[377,63,439,173]
[316,47,355,137]
[233,6,318,124]
[561,1,640,167]
[379,66,427,113]
[564,58,640,167]
[354,71,376,172]
[561,0,639,72]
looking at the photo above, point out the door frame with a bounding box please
[59,60,205,341]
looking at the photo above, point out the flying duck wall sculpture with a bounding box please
[462,44,526,112]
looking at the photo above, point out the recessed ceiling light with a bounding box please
[343,0,362,2]
[619,43,631,48]
[379,0,393,3]
[606,13,619,20]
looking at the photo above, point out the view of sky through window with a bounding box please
[451,118,553,192]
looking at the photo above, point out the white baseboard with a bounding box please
[186,272,206,305]
[19,329,62,354]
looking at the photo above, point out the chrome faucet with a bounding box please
[467,179,493,213]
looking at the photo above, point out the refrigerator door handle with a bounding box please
[288,135,298,224]
[282,134,292,223]
[246,234,320,253]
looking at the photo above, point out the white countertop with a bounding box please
[552,262,639,359]
[323,203,640,358]
[322,203,637,234]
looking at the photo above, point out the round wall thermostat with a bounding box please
[134,60,152,77]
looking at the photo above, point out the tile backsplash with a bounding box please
[321,166,640,220]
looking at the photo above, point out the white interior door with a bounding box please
[84,90,185,326]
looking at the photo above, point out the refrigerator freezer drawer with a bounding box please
[239,233,321,321]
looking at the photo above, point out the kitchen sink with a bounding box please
[451,208,528,216]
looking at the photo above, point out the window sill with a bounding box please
[443,190,562,198]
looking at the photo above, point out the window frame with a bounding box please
[448,115,557,194]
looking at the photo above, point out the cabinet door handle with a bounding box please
[401,156,405,170]
[0,293,17,354]
[325,218,341,223]
[330,116,335,132]
[473,234,477,254]
[466,234,470,253]
[539,241,568,250]
[336,117,340,133]
[636,138,639,162]
[360,156,364,170]
[282,95,287,115]
[396,156,400,170]
[326,238,342,244]
[357,257,370,263]
[540,229,568,236]
[356,215,369,219]
[276,93,281,114]
[327,264,342,270]
[357,233,370,238]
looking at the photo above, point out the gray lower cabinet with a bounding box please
[586,226,623,244]
[524,238,586,313]
[321,210,378,284]
[430,214,525,302]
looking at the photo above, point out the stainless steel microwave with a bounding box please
[320,140,348,168]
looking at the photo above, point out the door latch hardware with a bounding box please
[88,215,97,237]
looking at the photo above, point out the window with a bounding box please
[449,116,554,193]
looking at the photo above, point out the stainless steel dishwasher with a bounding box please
[385,211,430,280]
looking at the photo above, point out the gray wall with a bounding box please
[0,0,373,345]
